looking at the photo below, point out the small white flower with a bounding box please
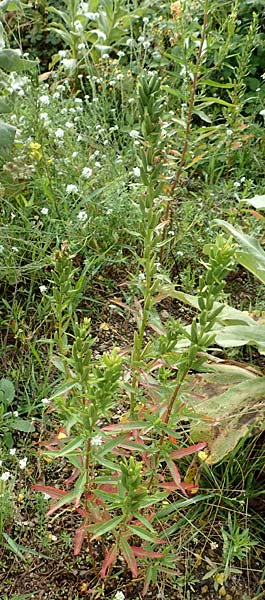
[129,129,139,139]
[97,30,107,40]
[53,91,60,99]
[58,50,67,58]
[143,41,151,49]
[114,592,125,600]
[138,36,145,43]
[40,207,49,215]
[82,167,93,179]
[39,285,47,294]
[210,541,218,550]
[233,181,241,188]
[138,272,146,281]
[9,449,16,456]
[19,457,28,470]
[41,398,50,405]
[55,128,64,139]
[0,471,11,481]
[259,109,265,117]
[72,151,78,158]
[77,210,88,222]
[13,411,18,417]
[39,112,49,120]
[39,94,50,105]
[102,53,109,59]
[66,184,78,194]
[126,38,134,46]
[143,17,149,24]
[226,128,233,135]
[78,42,86,50]
[91,434,103,446]
[117,51,125,58]
[61,58,77,72]
[74,20,83,32]
[133,167,140,177]
[65,121,74,129]
[95,161,101,168]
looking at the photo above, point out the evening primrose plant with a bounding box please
[31,75,238,590]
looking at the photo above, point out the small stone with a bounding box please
[201,585,209,594]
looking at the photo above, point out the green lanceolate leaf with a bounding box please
[89,515,124,539]
[44,436,84,458]
[198,79,234,89]
[128,525,162,543]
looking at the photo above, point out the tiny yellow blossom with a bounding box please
[198,450,208,462]
[215,572,225,586]
[29,141,42,161]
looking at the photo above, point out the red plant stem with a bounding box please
[84,437,97,575]
[147,367,189,491]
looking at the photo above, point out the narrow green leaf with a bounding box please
[45,436,84,458]
[49,381,77,400]
[198,79,234,89]
[156,494,214,519]
[128,525,160,543]
[90,515,124,539]
[3,533,25,560]
[199,96,235,107]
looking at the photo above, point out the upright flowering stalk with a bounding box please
[130,74,166,415]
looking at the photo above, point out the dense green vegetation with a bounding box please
[0,1,264,598]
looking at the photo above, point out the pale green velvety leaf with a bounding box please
[215,219,265,284]
[216,324,265,354]
[243,195,265,210]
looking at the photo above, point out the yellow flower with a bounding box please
[215,572,225,586]
[198,450,208,462]
[29,141,42,161]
